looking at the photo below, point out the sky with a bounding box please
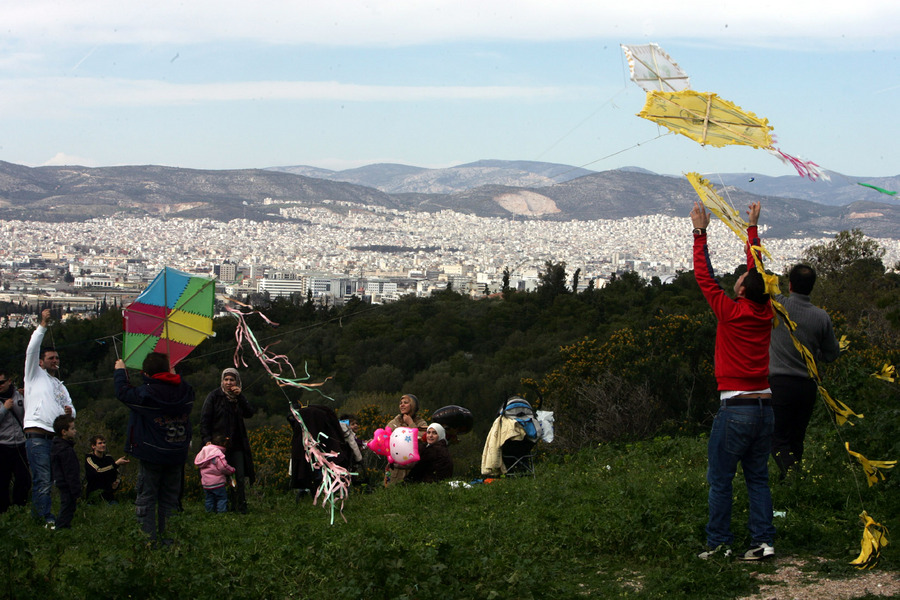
[2,1,899,178]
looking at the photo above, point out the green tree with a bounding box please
[802,228,885,278]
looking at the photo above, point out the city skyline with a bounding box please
[2,1,898,180]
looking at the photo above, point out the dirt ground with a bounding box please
[738,558,900,600]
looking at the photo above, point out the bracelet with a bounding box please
[692,228,706,236]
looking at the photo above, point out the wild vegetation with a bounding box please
[1,229,899,598]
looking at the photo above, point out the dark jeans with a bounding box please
[204,486,228,513]
[56,487,77,529]
[706,401,776,548]
[227,449,247,513]
[136,460,182,540]
[770,375,818,478]
[0,444,31,513]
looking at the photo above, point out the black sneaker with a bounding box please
[739,543,775,561]
[698,544,732,559]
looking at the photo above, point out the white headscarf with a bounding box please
[427,423,446,443]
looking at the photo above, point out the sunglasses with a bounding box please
[0,379,9,384]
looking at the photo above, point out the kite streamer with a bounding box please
[289,404,353,524]
[850,512,890,569]
[872,364,896,383]
[225,299,350,521]
[225,302,332,395]
[846,443,897,487]
[858,183,897,196]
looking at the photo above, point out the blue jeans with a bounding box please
[25,437,54,522]
[706,402,776,547]
[204,487,228,513]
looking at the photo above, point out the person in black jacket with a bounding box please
[114,353,193,544]
[200,368,255,513]
[406,423,453,484]
[50,414,80,529]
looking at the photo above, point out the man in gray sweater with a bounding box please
[769,264,841,479]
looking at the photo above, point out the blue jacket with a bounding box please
[114,369,194,465]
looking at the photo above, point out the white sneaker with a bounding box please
[739,543,774,561]
[698,544,732,559]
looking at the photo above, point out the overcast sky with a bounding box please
[2,1,898,179]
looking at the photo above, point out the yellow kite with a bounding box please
[639,91,773,148]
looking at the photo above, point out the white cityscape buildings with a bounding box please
[1,201,898,319]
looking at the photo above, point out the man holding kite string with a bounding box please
[692,201,777,561]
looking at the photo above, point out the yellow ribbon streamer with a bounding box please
[872,363,896,383]
[846,443,897,487]
[850,511,890,569]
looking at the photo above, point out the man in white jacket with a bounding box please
[24,309,76,526]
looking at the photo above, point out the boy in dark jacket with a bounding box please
[50,414,80,529]
[114,352,194,544]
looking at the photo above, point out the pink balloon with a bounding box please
[389,427,420,466]
[367,427,393,457]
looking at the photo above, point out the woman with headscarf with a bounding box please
[406,423,453,484]
[383,393,427,486]
[200,368,255,513]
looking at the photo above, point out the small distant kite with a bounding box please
[122,267,216,368]
[621,43,690,92]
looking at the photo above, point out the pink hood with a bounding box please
[194,444,235,489]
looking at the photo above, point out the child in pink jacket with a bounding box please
[193,434,235,513]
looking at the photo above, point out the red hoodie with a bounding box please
[693,226,773,392]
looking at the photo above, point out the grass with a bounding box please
[1,431,896,600]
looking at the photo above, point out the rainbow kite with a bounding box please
[122,267,216,368]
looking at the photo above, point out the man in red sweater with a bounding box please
[692,200,776,562]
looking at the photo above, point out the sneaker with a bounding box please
[44,521,56,530]
[698,544,732,559]
[739,543,775,561]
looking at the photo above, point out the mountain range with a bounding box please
[1,160,898,239]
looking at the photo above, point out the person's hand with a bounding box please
[40,309,51,327]
[747,201,761,227]
[690,202,710,230]
[64,405,72,416]
[115,457,130,466]
[114,359,126,370]
[3,398,13,410]
[402,414,414,426]
[112,480,120,490]
[231,386,242,396]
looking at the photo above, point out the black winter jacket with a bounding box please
[51,437,81,495]
[114,369,194,465]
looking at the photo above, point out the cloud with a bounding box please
[41,152,99,167]
[6,1,899,48]
[1,77,577,113]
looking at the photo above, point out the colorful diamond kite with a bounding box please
[122,267,216,369]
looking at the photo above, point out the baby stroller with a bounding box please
[481,396,553,477]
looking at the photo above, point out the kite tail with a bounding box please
[289,405,353,524]
[766,146,830,181]
[225,305,333,397]
[850,512,890,569]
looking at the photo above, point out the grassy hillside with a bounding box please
[2,427,896,600]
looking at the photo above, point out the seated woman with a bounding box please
[406,423,453,484]
[384,394,427,486]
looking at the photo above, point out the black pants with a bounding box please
[56,487,77,529]
[227,450,247,513]
[770,375,818,478]
[0,444,31,513]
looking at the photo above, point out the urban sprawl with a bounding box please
[2,201,898,325]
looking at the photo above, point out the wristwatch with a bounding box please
[692,228,706,236]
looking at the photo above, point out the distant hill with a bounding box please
[1,160,898,239]
[268,159,595,194]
